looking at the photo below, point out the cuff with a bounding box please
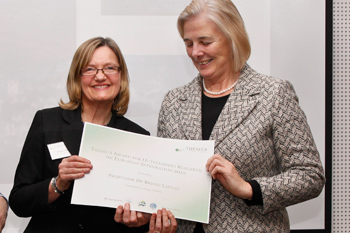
[244,180,263,206]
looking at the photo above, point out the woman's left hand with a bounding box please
[206,153,252,199]
[114,203,151,227]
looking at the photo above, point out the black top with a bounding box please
[10,106,150,233]
[202,93,230,140]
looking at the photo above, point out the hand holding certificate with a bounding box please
[71,123,214,223]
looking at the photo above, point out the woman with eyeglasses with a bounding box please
[9,37,176,232]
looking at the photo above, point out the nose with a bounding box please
[94,69,106,81]
[191,44,204,58]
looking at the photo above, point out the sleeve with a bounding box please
[254,80,326,214]
[9,110,56,217]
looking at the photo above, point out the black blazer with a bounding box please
[10,106,150,233]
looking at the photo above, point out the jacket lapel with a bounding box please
[61,107,84,155]
[178,76,203,140]
[210,65,261,148]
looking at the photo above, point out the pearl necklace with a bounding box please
[202,79,238,95]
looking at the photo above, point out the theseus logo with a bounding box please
[175,147,207,153]
[186,147,208,152]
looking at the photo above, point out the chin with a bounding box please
[199,73,214,80]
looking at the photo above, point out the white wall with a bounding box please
[0,0,326,232]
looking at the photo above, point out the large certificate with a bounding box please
[71,123,214,223]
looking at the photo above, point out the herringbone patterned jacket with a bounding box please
[157,64,325,233]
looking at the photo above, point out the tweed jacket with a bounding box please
[157,64,325,233]
[10,106,150,233]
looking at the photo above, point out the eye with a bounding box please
[202,41,212,46]
[103,66,121,74]
[85,67,95,71]
[185,43,193,48]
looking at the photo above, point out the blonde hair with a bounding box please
[59,37,130,116]
[177,0,251,72]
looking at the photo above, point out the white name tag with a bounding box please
[47,142,71,160]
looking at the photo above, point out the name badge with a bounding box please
[47,142,71,160]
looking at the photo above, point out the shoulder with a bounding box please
[34,106,80,124]
[35,106,63,118]
[29,106,81,134]
[240,64,296,100]
[29,107,62,127]
[162,76,201,103]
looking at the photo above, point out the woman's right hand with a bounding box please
[149,208,177,233]
[56,155,93,191]
[48,155,92,203]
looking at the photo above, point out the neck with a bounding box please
[203,71,240,97]
[81,102,113,125]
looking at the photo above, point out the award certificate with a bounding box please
[71,123,214,223]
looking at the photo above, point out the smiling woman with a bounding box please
[183,13,239,90]
[60,37,130,118]
[80,46,121,120]
[9,37,155,232]
[157,0,326,232]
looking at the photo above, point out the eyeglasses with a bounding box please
[81,66,121,76]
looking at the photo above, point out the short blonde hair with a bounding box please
[59,37,130,116]
[177,0,251,72]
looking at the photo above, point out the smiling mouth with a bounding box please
[198,59,212,65]
[93,85,109,89]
